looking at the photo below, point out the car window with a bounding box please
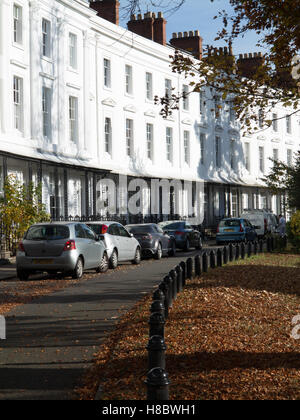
[25,225,70,240]
[118,225,130,237]
[163,222,183,230]
[185,223,192,229]
[128,225,154,234]
[108,224,119,236]
[87,224,102,235]
[219,220,240,227]
[75,224,86,238]
[82,224,96,240]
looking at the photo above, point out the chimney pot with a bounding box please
[178,32,183,38]
[184,31,188,37]
[158,11,164,18]
[189,31,194,37]
[172,32,177,38]
[138,14,142,20]
[195,30,200,37]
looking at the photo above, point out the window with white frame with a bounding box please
[13,4,23,45]
[199,90,205,115]
[229,102,235,122]
[104,58,111,88]
[259,146,265,173]
[69,96,78,143]
[146,72,153,100]
[215,136,221,168]
[42,18,51,58]
[244,142,250,171]
[104,117,112,155]
[42,86,52,140]
[165,79,172,99]
[258,109,264,128]
[166,127,173,162]
[273,148,279,164]
[200,133,205,165]
[230,139,235,170]
[69,33,77,69]
[272,113,278,132]
[125,65,133,95]
[215,96,221,120]
[286,115,292,134]
[184,130,190,165]
[13,75,23,132]
[182,85,189,111]
[287,149,292,166]
[231,190,238,217]
[126,118,133,157]
[146,123,153,160]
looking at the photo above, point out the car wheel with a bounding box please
[72,257,83,279]
[132,247,141,265]
[17,269,30,281]
[168,240,176,257]
[109,249,118,269]
[184,239,190,252]
[154,243,162,260]
[96,252,109,273]
[196,237,203,250]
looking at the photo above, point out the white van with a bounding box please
[240,210,268,238]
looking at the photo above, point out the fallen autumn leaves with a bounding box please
[76,253,300,400]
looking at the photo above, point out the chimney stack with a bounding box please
[90,0,120,25]
[169,31,203,60]
[236,52,265,79]
[127,12,167,45]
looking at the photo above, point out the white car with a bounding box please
[85,221,141,268]
[240,210,268,238]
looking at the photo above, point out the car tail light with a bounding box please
[101,225,108,234]
[142,234,152,240]
[239,224,244,232]
[18,241,25,252]
[217,225,219,233]
[175,231,184,235]
[63,240,76,251]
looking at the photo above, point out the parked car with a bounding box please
[85,221,141,268]
[240,209,277,238]
[158,220,203,251]
[216,218,258,244]
[125,223,176,259]
[16,222,108,281]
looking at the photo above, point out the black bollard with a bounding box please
[217,248,223,267]
[223,246,228,265]
[202,251,208,273]
[270,236,274,251]
[149,312,165,339]
[235,243,240,260]
[169,269,177,301]
[229,243,234,261]
[186,257,193,279]
[241,242,245,259]
[180,261,186,287]
[266,236,271,252]
[158,282,169,319]
[253,241,258,255]
[175,265,183,293]
[194,255,201,277]
[247,241,252,258]
[210,250,216,269]
[147,335,166,370]
[150,300,165,317]
[152,289,164,304]
[163,275,173,308]
[259,239,263,253]
[145,367,170,400]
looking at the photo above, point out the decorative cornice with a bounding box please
[123,104,137,113]
[181,118,193,126]
[101,98,117,107]
[144,110,156,118]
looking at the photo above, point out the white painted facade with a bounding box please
[0,0,299,224]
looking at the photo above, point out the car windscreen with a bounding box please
[219,220,241,227]
[128,226,154,234]
[86,224,103,235]
[162,222,184,230]
[25,225,70,240]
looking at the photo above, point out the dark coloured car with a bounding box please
[125,223,176,259]
[159,220,203,251]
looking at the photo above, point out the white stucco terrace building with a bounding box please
[0,0,299,229]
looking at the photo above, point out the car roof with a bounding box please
[126,223,156,227]
[85,221,122,225]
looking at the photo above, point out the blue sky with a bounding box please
[119,0,265,57]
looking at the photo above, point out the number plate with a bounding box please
[225,229,234,232]
[33,259,54,264]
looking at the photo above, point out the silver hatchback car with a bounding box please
[86,221,141,269]
[16,222,108,281]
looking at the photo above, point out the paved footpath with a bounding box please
[0,251,199,400]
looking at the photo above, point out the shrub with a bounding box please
[287,211,300,251]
